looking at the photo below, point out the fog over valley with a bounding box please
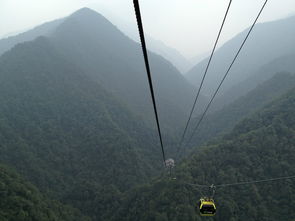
[0,1,295,220]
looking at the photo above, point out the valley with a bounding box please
[0,5,294,221]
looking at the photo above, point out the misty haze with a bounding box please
[0,0,295,220]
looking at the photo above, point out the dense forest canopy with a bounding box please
[0,165,90,221]
[0,35,164,219]
[0,6,294,221]
[111,86,295,221]
[185,72,295,150]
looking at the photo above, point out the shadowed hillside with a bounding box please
[186,72,295,149]
[0,8,203,135]
[212,54,295,110]
[186,15,295,98]
[0,36,163,219]
[50,8,205,134]
[111,85,295,221]
[0,165,90,221]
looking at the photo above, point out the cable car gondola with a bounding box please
[198,198,216,216]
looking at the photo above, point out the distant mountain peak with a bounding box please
[56,7,116,36]
[68,7,106,21]
[71,7,98,16]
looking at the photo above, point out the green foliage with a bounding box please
[0,165,90,221]
[0,8,295,221]
[187,72,295,150]
[51,8,205,135]
[112,87,295,221]
[0,36,162,219]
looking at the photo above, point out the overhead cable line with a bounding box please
[185,174,295,189]
[215,175,295,187]
[133,0,167,166]
[185,0,268,146]
[178,0,233,152]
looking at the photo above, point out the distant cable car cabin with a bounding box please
[198,198,216,216]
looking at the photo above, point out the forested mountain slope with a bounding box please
[0,8,204,133]
[3,6,295,221]
[146,37,193,73]
[50,8,204,132]
[213,54,295,110]
[186,15,295,97]
[0,18,64,56]
[0,36,163,219]
[112,86,295,221]
[102,13,193,73]
[187,72,295,149]
[0,164,90,221]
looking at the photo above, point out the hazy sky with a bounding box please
[1,0,295,58]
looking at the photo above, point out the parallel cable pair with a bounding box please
[133,0,269,166]
[183,0,269,148]
[184,0,269,147]
[178,0,233,154]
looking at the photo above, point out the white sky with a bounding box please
[0,0,295,58]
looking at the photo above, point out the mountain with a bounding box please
[91,11,193,74]
[0,35,163,219]
[212,54,295,110]
[0,8,205,219]
[186,72,295,149]
[0,18,64,56]
[111,85,295,221]
[146,37,193,73]
[0,8,204,134]
[1,7,295,221]
[189,51,210,67]
[186,15,295,97]
[0,13,192,75]
[49,8,205,134]
[0,164,90,221]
